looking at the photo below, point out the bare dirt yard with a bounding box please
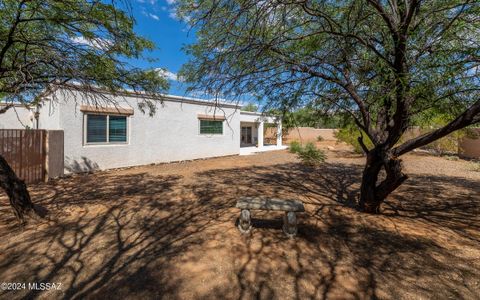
[1,142,479,299]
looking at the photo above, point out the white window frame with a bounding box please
[83,113,129,145]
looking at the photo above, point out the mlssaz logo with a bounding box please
[28,282,62,290]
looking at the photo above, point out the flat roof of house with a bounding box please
[160,94,240,109]
[59,85,242,109]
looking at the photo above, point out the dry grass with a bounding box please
[0,142,479,299]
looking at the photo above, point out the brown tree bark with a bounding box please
[358,148,408,213]
[0,154,38,223]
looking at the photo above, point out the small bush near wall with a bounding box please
[471,162,480,172]
[335,123,478,157]
[420,132,459,155]
[334,126,373,154]
[412,115,477,156]
[289,141,326,166]
[289,140,302,153]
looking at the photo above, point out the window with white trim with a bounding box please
[85,114,128,144]
[199,119,223,135]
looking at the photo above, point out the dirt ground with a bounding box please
[0,141,479,300]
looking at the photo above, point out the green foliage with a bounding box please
[335,126,373,154]
[177,0,480,154]
[241,103,258,112]
[297,142,327,166]
[444,155,459,161]
[289,141,326,166]
[280,107,347,130]
[0,0,168,108]
[412,113,465,154]
[316,135,324,142]
[465,128,480,139]
[289,141,302,154]
[471,162,480,172]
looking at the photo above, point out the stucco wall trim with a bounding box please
[197,114,226,120]
[80,105,134,115]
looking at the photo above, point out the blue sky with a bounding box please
[125,0,256,107]
[129,0,197,97]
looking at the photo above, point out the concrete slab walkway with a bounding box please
[239,145,288,155]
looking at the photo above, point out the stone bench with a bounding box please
[236,197,305,237]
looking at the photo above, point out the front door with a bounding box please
[241,126,252,145]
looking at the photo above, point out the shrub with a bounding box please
[413,114,470,155]
[334,126,373,154]
[297,142,326,165]
[471,162,480,172]
[289,140,302,153]
[419,130,459,155]
[444,155,459,161]
[316,135,324,142]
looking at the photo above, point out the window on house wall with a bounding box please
[85,114,127,144]
[199,119,223,134]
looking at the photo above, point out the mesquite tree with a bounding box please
[176,0,480,213]
[0,0,168,222]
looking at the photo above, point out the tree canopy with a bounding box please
[241,103,258,112]
[177,0,480,212]
[0,0,168,110]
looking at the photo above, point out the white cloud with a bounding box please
[149,13,160,20]
[71,36,112,50]
[141,10,161,21]
[166,0,176,4]
[156,68,184,82]
[168,9,177,20]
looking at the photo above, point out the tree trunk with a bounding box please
[358,148,408,213]
[0,154,37,223]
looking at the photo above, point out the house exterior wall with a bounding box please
[0,105,34,129]
[37,100,61,130]
[52,90,241,173]
[239,111,277,124]
[240,121,259,145]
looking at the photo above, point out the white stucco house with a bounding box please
[0,89,285,173]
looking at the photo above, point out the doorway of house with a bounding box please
[241,126,252,145]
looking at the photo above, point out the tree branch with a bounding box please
[0,104,14,114]
[393,99,480,156]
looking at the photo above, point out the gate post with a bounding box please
[43,130,48,182]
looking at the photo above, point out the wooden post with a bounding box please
[43,130,49,182]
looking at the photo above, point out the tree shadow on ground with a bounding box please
[0,160,478,299]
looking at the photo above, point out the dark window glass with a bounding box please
[200,120,223,134]
[86,115,107,143]
[109,116,127,142]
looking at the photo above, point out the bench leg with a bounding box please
[283,211,298,237]
[238,209,252,233]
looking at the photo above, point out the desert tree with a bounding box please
[176,0,480,213]
[0,0,168,222]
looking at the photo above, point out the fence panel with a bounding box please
[0,129,46,184]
